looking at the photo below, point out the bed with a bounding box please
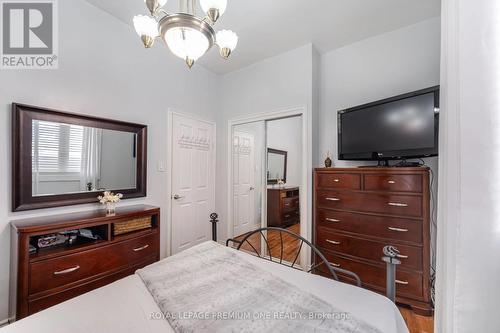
[1,241,408,333]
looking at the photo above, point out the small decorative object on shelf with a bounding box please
[98,191,123,215]
[324,151,332,168]
[277,178,285,188]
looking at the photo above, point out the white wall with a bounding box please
[0,0,218,321]
[216,44,317,241]
[319,17,441,166]
[436,1,500,332]
[266,117,303,187]
[99,130,137,190]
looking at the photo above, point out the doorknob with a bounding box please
[173,194,184,200]
[249,187,255,191]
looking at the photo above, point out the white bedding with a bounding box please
[2,247,408,333]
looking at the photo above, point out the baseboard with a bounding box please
[0,317,11,327]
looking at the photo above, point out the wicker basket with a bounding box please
[113,216,152,236]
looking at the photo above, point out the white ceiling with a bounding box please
[85,0,441,74]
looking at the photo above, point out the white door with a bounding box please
[171,114,215,254]
[233,131,256,237]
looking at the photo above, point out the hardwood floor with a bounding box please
[233,223,302,263]
[233,224,434,333]
[399,307,434,333]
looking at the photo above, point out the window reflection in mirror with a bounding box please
[32,119,137,196]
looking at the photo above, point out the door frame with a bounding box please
[166,109,217,257]
[226,106,311,267]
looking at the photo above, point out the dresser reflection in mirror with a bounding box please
[266,148,300,227]
[267,187,300,228]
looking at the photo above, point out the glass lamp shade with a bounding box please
[144,0,168,13]
[133,15,158,38]
[200,0,227,16]
[216,30,238,51]
[164,26,210,61]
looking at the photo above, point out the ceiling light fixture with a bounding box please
[133,0,238,69]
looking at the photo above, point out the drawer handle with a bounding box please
[325,218,340,223]
[387,180,396,184]
[388,227,409,232]
[333,179,340,182]
[388,202,408,207]
[329,262,341,268]
[285,203,290,206]
[396,280,409,285]
[284,214,291,218]
[326,197,340,201]
[326,239,341,245]
[133,244,150,252]
[53,266,80,275]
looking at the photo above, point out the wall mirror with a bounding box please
[12,103,147,211]
[267,148,287,184]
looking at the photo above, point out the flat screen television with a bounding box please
[338,86,439,165]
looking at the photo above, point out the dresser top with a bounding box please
[11,204,160,233]
[267,186,300,191]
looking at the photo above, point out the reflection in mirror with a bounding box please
[32,120,137,196]
[267,148,287,184]
[232,121,265,239]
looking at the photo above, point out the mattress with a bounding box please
[2,247,408,333]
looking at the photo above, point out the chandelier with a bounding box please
[133,0,238,69]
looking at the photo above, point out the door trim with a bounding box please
[226,106,310,267]
[167,109,216,257]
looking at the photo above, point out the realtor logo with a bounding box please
[1,0,58,69]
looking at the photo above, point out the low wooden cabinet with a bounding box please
[10,205,160,320]
[314,168,432,315]
[267,187,300,228]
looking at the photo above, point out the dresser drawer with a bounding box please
[316,228,422,271]
[316,209,422,243]
[316,190,422,217]
[317,251,423,299]
[283,196,299,212]
[364,174,423,193]
[316,173,361,190]
[30,232,158,295]
[28,255,156,315]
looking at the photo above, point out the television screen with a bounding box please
[338,87,439,161]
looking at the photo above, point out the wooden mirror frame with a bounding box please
[12,103,148,212]
[267,148,287,185]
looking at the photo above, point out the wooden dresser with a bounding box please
[10,205,160,320]
[313,167,432,315]
[267,187,300,228]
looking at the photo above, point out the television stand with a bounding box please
[377,160,390,167]
[394,160,422,167]
[358,159,424,168]
[358,160,390,168]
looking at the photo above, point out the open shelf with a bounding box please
[29,224,108,261]
[29,238,107,262]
